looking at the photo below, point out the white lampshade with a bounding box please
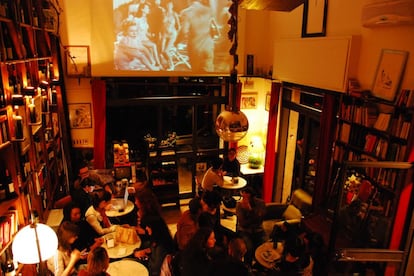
[12,223,58,264]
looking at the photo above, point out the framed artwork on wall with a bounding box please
[302,0,328,37]
[372,49,408,102]
[68,103,92,129]
[241,92,258,109]
[64,45,91,77]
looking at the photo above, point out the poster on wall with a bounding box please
[68,103,92,129]
[372,49,408,102]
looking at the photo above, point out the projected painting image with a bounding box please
[113,0,232,73]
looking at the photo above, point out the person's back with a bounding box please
[210,237,250,276]
[201,157,224,191]
[176,197,201,250]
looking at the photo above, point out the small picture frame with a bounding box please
[265,93,271,111]
[68,103,92,129]
[64,45,91,77]
[372,49,408,102]
[241,92,258,109]
[302,0,328,38]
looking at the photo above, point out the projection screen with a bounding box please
[91,0,233,77]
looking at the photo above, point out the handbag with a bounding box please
[115,226,140,244]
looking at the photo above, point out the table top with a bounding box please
[241,163,264,175]
[101,233,141,259]
[107,259,148,276]
[222,176,247,189]
[255,241,284,269]
[106,199,135,217]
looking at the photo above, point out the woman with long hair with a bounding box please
[47,221,83,276]
[78,247,110,276]
[174,227,220,276]
[133,188,175,276]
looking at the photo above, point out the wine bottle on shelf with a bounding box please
[4,169,16,199]
[1,24,13,60]
[3,248,15,276]
[0,170,6,202]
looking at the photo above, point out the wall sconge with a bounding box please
[11,94,24,106]
[12,223,58,275]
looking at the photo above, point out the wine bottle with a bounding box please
[0,179,6,202]
[3,248,15,276]
[1,24,13,60]
[4,169,16,199]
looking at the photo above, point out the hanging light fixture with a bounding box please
[215,0,249,142]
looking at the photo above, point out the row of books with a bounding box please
[336,131,407,162]
[395,89,414,108]
[0,209,18,250]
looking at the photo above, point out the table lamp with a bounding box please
[12,222,58,275]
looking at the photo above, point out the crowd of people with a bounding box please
[113,0,231,72]
[46,151,326,275]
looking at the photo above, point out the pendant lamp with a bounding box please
[215,0,249,142]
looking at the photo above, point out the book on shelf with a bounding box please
[373,113,392,131]
[396,89,414,108]
[364,134,378,153]
[340,123,351,143]
[399,121,411,139]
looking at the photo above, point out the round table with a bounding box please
[222,175,247,189]
[101,233,141,259]
[255,241,284,269]
[107,259,148,276]
[106,199,135,217]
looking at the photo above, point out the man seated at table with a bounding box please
[222,148,241,177]
[201,157,225,192]
[236,186,266,265]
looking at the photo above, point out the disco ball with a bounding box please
[215,110,249,141]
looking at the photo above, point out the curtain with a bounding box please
[263,82,281,202]
[91,79,106,169]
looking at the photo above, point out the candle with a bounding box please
[28,103,36,123]
[14,115,23,139]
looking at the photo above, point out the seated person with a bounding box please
[78,247,110,276]
[71,177,97,216]
[276,236,311,275]
[85,191,118,236]
[47,221,83,276]
[210,237,250,275]
[73,160,91,191]
[201,158,224,192]
[133,188,175,276]
[236,186,266,265]
[176,197,202,250]
[73,162,112,195]
[62,202,103,259]
[222,148,241,177]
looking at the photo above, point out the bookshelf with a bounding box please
[334,94,412,164]
[0,0,68,242]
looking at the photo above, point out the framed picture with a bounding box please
[372,49,408,102]
[241,92,258,109]
[302,0,328,37]
[265,93,271,111]
[68,103,92,129]
[64,45,91,77]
